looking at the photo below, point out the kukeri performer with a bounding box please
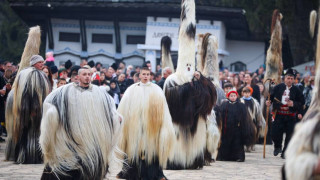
[164,0,217,169]
[196,33,224,163]
[263,9,284,158]
[282,15,320,180]
[117,67,175,180]
[40,67,122,180]
[5,26,51,164]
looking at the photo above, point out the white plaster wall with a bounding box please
[224,40,265,72]
[51,18,81,55]
[120,22,145,65]
[123,57,145,67]
[86,20,115,54]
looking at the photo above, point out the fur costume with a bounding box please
[197,33,226,105]
[240,97,266,143]
[264,9,283,95]
[117,82,175,179]
[5,26,51,164]
[310,10,317,39]
[161,36,175,74]
[283,17,320,179]
[196,33,223,163]
[163,0,217,170]
[217,99,256,162]
[309,10,319,70]
[39,83,121,180]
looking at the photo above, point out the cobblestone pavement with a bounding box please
[0,141,284,180]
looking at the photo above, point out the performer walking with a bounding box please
[117,67,175,180]
[163,0,217,169]
[40,67,122,180]
[5,26,51,164]
[266,69,305,159]
[283,13,320,179]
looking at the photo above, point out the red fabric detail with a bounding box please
[277,105,296,117]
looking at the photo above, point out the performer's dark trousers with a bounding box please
[272,114,296,154]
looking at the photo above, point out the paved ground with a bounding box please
[0,140,284,180]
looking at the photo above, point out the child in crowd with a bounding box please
[223,82,233,96]
[217,89,256,162]
[240,87,266,151]
[57,78,67,88]
[110,80,120,108]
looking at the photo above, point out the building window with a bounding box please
[127,35,145,44]
[59,32,80,42]
[92,34,113,43]
[230,61,247,72]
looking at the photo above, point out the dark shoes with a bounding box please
[0,137,5,142]
[273,148,282,156]
[281,153,285,159]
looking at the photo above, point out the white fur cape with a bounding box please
[285,117,320,180]
[5,67,50,163]
[118,82,175,168]
[240,97,266,138]
[39,83,121,179]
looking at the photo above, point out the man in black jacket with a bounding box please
[266,69,305,159]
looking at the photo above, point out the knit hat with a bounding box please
[29,55,44,66]
[65,60,72,70]
[226,89,238,98]
[50,65,58,74]
[242,86,253,95]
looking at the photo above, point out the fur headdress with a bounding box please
[13,26,41,89]
[197,33,220,87]
[174,0,196,82]
[264,9,283,96]
[161,36,175,75]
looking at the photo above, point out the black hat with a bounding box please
[65,60,72,70]
[45,61,55,68]
[110,79,117,84]
[284,68,296,78]
[88,60,95,68]
[96,62,102,67]
[69,65,81,77]
[111,63,118,71]
[50,65,58,74]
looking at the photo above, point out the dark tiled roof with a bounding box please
[8,0,261,41]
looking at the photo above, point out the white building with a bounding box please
[9,0,265,72]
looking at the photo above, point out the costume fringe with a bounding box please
[40,83,122,179]
[118,82,175,168]
[303,9,320,122]
[6,67,50,164]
